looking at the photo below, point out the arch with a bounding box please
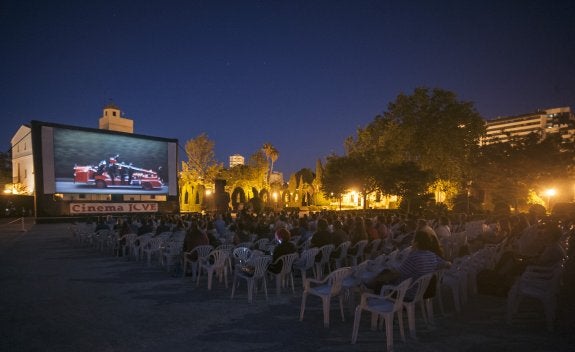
[282,190,291,203]
[259,189,270,203]
[231,187,246,211]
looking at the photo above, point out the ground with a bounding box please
[1,219,574,352]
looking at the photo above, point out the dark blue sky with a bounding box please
[1,0,574,177]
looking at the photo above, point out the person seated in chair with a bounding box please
[268,228,297,274]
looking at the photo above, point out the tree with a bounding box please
[472,132,575,211]
[0,151,11,192]
[262,143,279,184]
[183,133,222,185]
[378,161,433,214]
[321,152,379,209]
[346,87,485,190]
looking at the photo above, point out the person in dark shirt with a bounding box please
[268,228,297,274]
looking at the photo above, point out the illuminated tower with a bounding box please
[98,102,134,133]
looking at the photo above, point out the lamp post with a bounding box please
[545,188,556,213]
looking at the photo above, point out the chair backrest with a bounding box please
[300,247,320,268]
[335,241,351,259]
[406,273,434,302]
[353,240,369,256]
[209,249,230,266]
[327,267,353,295]
[233,247,252,262]
[318,244,335,263]
[250,255,272,278]
[147,237,164,250]
[370,238,383,254]
[254,238,270,250]
[190,245,214,260]
[217,244,235,253]
[383,277,413,312]
[274,252,300,274]
[235,241,254,249]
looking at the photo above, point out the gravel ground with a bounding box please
[1,220,574,352]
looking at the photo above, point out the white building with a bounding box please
[481,107,574,145]
[9,125,34,195]
[229,154,245,168]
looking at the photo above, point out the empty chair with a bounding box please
[232,246,252,268]
[347,240,368,266]
[314,244,335,280]
[160,239,184,272]
[182,244,214,280]
[142,237,164,266]
[231,255,272,303]
[507,264,564,331]
[331,241,351,270]
[300,267,353,328]
[403,273,434,338]
[268,252,299,295]
[351,277,413,352]
[293,247,320,289]
[196,249,229,290]
[132,233,153,261]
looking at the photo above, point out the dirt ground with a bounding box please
[1,220,574,352]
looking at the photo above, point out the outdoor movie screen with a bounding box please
[40,124,177,196]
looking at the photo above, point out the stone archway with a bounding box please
[231,187,246,211]
[259,189,270,204]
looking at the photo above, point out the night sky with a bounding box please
[1,0,574,177]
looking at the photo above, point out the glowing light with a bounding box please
[545,188,556,197]
[205,189,212,196]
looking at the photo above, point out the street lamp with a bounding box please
[544,188,556,212]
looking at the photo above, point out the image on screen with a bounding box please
[51,127,171,195]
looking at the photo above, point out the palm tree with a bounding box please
[262,143,279,184]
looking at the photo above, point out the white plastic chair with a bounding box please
[403,273,434,338]
[142,237,164,266]
[293,247,320,289]
[300,266,353,328]
[506,263,564,331]
[160,239,184,272]
[182,245,214,280]
[231,255,272,303]
[424,270,445,323]
[351,277,413,352]
[347,240,369,266]
[268,252,299,295]
[196,249,229,290]
[331,241,351,270]
[314,244,335,280]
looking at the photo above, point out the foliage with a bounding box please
[262,143,279,183]
[472,132,574,210]
[346,87,485,186]
[379,161,434,213]
[182,133,222,185]
[321,152,379,209]
[0,151,11,191]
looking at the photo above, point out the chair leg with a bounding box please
[322,297,331,328]
[397,310,406,342]
[230,276,237,299]
[338,295,346,322]
[351,306,362,344]
[406,305,416,338]
[299,293,308,321]
[384,315,394,352]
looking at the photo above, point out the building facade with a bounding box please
[481,107,575,145]
[229,154,245,168]
[98,103,134,133]
[9,125,34,195]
